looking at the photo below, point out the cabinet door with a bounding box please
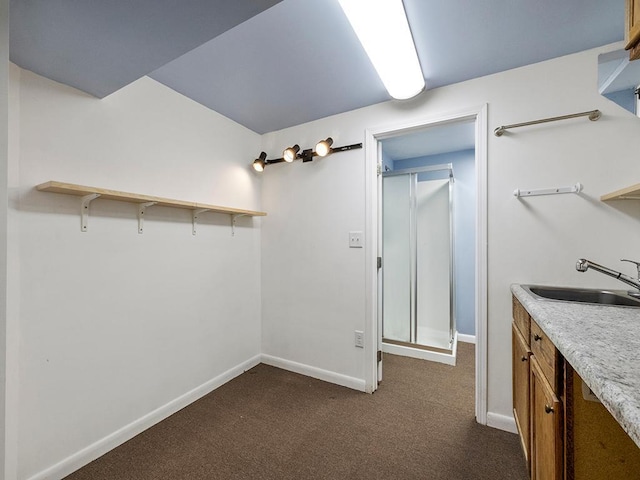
[530,357,563,480]
[512,324,531,465]
[566,363,640,479]
[627,0,640,59]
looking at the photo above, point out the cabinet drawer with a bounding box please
[530,319,561,392]
[512,296,530,342]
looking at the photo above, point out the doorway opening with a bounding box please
[364,105,488,425]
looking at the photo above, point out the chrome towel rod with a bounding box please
[494,110,601,137]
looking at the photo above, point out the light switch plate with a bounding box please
[349,231,363,248]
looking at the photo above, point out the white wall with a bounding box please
[9,40,640,479]
[6,61,21,480]
[261,43,640,424]
[260,136,368,389]
[10,67,264,479]
[0,0,9,478]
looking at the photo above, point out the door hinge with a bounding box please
[377,350,382,362]
[377,164,382,176]
[377,256,382,270]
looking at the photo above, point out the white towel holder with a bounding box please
[514,182,583,198]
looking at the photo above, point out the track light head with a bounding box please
[283,144,300,162]
[315,137,334,157]
[252,151,267,172]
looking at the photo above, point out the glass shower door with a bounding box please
[382,168,454,351]
[415,177,452,349]
[382,174,413,343]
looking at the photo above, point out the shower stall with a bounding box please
[382,164,455,353]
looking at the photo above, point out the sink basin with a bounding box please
[522,285,640,307]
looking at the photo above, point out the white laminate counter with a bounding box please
[511,284,640,448]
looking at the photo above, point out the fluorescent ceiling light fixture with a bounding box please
[338,0,425,100]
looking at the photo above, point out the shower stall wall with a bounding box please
[382,164,455,352]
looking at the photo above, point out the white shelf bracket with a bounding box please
[192,209,210,236]
[138,202,157,234]
[80,193,101,232]
[231,214,249,236]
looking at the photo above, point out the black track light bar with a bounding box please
[253,142,362,172]
[328,143,362,154]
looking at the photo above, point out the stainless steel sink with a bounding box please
[522,285,640,307]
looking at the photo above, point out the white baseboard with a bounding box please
[457,333,476,344]
[261,354,366,392]
[381,341,456,366]
[486,411,518,434]
[29,355,262,480]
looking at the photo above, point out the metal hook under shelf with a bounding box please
[514,182,583,198]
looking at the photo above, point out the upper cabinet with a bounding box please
[603,2,640,116]
[627,0,640,60]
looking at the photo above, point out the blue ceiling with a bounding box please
[9,0,625,134]
[9,0,282,98]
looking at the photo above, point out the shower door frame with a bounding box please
[381,164,455,349]
[363,104,488,426]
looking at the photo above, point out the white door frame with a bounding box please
[363,104,488,425]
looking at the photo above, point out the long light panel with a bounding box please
[338,0,425,100]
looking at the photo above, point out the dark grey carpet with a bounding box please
[65,343,528,479]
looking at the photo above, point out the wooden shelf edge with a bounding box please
[600,182,640,201]
[36,181,267,217]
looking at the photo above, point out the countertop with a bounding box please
[511,284,640,448]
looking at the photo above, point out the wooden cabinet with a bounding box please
[627,0,640,60]
[512,297,563,479]
[530,319,562,393]
[512,294,640,479]
[530,356,563,480]
[512,318,531,465]
[565,363,640,480]
[529,317,563,480]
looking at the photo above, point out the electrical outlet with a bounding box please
[349,231,363,248]
[354,330,364,348]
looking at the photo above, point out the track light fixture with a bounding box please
[315,137,334,157]
[251,138,362,172]
[301,149,314,163]
[252,151,267,172]
[283,144,300,162]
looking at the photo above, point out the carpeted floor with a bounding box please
[65,343,528,479]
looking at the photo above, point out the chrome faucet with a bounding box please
[576,258,640,296]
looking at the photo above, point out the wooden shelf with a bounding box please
[36,181,266,234]
[600,183,640,201]
[37,181,266,216]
